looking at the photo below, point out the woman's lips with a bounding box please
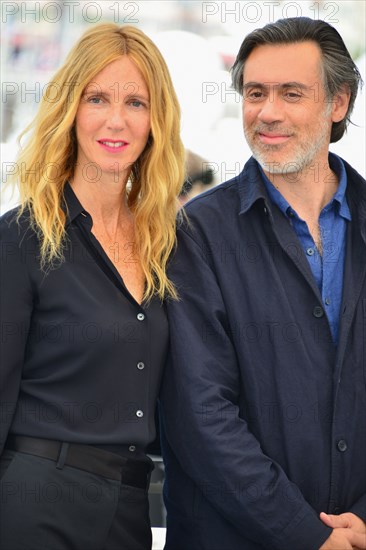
[97,140,129,152]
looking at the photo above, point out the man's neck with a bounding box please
[263,161,339,223]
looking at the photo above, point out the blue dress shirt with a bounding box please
[261,153,351,343]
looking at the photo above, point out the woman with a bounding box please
[0,23,185,550]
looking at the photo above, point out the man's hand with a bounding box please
[319,513,366,549]
[319,528,366,549]
[320,512,366,534]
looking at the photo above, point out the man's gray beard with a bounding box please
[250,140,322,175]
[244,110,332,175]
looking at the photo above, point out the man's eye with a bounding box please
[285,92,301,101]
[246,91,263,101]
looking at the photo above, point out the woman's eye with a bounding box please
[130,100,144,108]
[87,96,103,104]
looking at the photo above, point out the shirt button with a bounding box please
[136,410,144,418]
[313,306,324,318]
[325,297,331,305]
[306,247,315,256]
[129,445,136,452]
[137,362,145,370]
[137,313,145,321]
[337,439,347,452]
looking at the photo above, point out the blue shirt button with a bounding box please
[325,297,331,305]
[306,247,315,256]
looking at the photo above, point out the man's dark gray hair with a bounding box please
[231,17,363,143]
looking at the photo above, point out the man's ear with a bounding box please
[331,84,351,123]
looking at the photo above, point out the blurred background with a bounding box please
[1,1,365,546]
[1,0,365,212]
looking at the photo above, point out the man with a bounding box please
[160,17,366,550]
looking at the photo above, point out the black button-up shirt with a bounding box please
[0,183,168,455]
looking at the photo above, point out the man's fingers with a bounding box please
[350,530,366,549]
[320,512,350,528]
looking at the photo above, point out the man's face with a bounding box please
[242,41,336,175]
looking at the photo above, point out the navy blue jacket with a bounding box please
[160,157,366,550]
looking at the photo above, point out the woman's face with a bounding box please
[75,56,151,181]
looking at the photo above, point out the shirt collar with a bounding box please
[258,152,351,221]
[63,181,87,226]
[329,153,351,220]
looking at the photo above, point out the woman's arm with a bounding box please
[0,211,34,454]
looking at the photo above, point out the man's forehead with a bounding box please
[243,41,322,83]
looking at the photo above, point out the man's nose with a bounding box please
[257,94,285,124]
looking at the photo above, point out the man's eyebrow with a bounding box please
[243,81,311,90]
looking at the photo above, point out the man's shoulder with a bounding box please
[185,174,239,211]
[183,157,259,219]
[341,158,366,214]
[343,158,366,185]
[178,175,241,244]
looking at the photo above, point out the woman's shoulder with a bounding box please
[0,206,36,244]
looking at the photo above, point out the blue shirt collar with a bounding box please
[259,152,351,221]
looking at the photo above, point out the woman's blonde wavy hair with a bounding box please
[14,23,185,301]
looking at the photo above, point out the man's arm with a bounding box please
[161,224,332,550]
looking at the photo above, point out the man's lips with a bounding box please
[257,132,291,145]
[97,139,129,152]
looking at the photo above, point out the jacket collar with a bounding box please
[238,155,366,226]
[343,158,366,226]
[237,157,269,215]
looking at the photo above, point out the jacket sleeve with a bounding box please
[160,225,332,550]
[0,214,33,454]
